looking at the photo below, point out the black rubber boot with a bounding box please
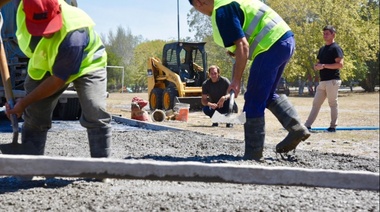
[267,95,310,153]
[87,127,112,183]
[21,126,48,155]
[243,117,265,161]
[87,127,112,158]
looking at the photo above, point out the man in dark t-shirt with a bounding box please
[305,25,344,132]
[201,65,237,128]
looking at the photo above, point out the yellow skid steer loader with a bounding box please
[147,42,208,111]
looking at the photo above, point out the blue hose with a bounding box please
[310,126,379,131]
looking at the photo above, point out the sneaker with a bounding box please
[327,127,336,132]
[212,123,218,127]
[226,123,233,128]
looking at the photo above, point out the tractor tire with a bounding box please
[163,88,178,110]
[149,88,164,110]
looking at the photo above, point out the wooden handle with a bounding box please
[0,37,19,142]
[0,40,15,102]
[0,0,12,9]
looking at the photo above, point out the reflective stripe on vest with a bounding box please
[83,30,106,62]
[246,6,284,59]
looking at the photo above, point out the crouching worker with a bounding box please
[6,0,112,159]
[201,65,238,128]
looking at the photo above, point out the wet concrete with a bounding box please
[0,116,142,133]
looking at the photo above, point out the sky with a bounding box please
[78,0,195,41]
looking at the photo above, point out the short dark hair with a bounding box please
[189,0,193,5]
[323,25,336,34]
[208,65,221,74]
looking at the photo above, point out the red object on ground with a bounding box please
[131,97,149,121]
[132,97,148,109]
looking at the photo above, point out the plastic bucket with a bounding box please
[174,103,190,122]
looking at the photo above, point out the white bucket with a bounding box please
[174,103,190,122]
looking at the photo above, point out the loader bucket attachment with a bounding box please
[176,97,203,111]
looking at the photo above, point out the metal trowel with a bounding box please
[211,90,246,124]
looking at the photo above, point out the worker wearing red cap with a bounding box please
[6,0,112,159]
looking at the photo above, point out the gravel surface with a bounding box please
[0,124,379,211]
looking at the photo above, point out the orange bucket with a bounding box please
[174,103,190,122]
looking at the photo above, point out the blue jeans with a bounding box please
[244,35,295,118]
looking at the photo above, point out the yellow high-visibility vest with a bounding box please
[212,0,291,60]
[16,0,107,83]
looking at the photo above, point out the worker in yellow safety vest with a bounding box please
[189,0,310,161]
[6,0,112,160]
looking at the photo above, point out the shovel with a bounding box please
[211,90,246,124]
[0,16,21,154]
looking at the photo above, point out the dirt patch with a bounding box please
[107,91,379,160]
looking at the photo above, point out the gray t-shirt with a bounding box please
[202,76,230,103]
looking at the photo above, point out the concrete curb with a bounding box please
[112,115,184,131]
[0,155,378,191]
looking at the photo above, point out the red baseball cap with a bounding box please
[23,0,63,36]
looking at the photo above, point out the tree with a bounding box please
[129,40,167,92]
[268,0,379,91]
[186,0,379,91]
[187,8,213,41]
[104,26,143,91]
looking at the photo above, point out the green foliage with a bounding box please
[129,40,167,91]
[268,0,379,90]
[185,0,379,91]
[187,8,213,41]
[103,1,378,92]
[103,25,143,91]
